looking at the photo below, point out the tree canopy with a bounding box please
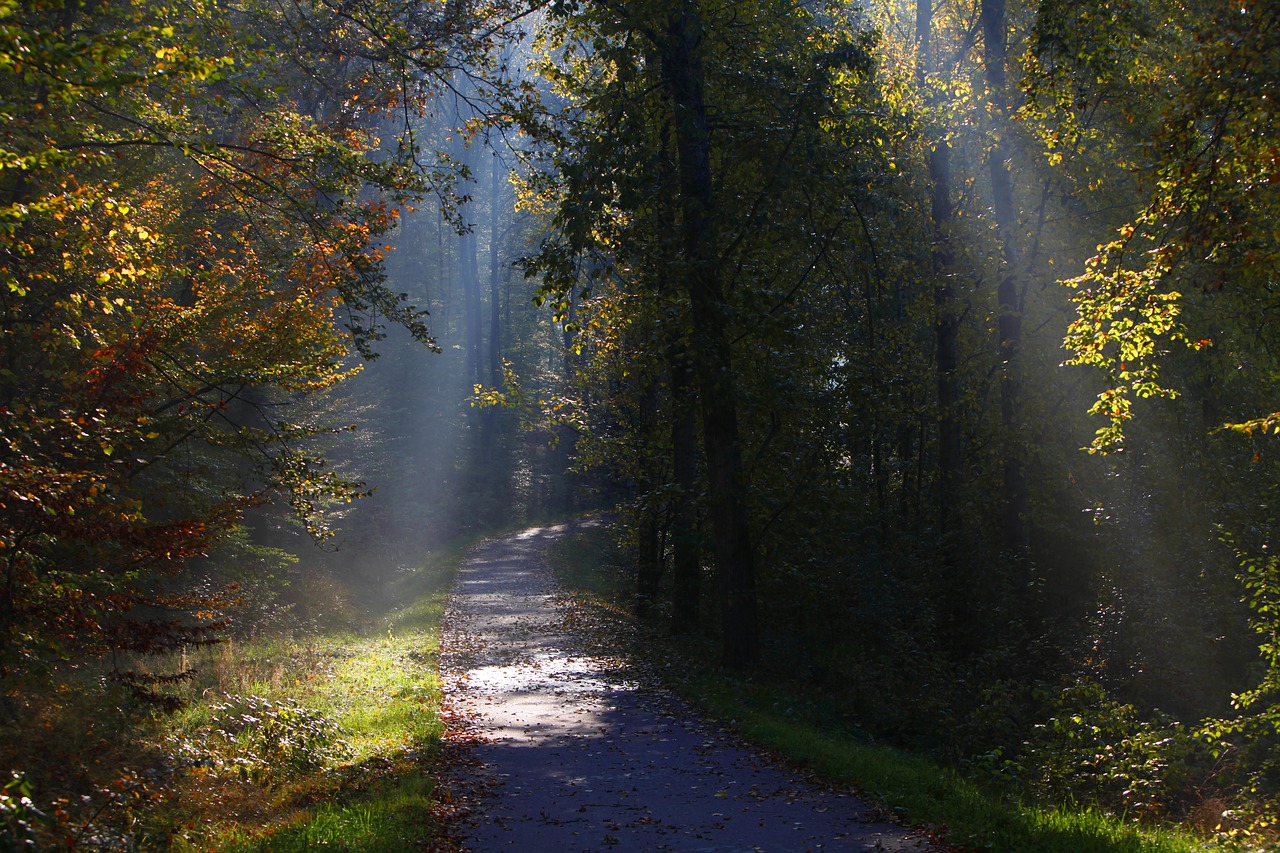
[11,0,1280,844]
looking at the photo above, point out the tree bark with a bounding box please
[661,0,759,669]
[636,502,664,617]
[458,141,484,387]
[917,0,963,543]
[917,1,969,646]
[488,154,504,388]
[460,231,483,385]
[667,331,701,632]
[981,0,1032,573]
[479,153,506,468]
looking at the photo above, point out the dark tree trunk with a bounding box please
[636,507,663,617]
[635,363,665,616]
[667,331,701,632]
[661,0,759,669]
[460,227,482,386]
[436,203,451,332]
[917,0,963,540]
[918,0,969,643]
[457,137,484,387]
[479,154,505,468]
[981,0,1032,574]
[930,149,962,528]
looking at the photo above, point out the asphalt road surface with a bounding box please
[440,520,939,853]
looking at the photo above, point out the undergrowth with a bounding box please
[0,544,462,851]
[545,519,1221,853]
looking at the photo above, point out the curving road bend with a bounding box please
[439,520,939,852]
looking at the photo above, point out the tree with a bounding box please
[522,0,905,669]
[1060,1,1280,451]
[0,0,505,693]
[981,0,1032,572]
[656,0,760,668]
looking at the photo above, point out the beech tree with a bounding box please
[0,0,509,693]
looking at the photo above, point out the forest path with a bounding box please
[438,519,939,852]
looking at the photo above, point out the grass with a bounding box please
[158,548,462,851]
[688,676,1214,853]
[545,520,1222,853]
[0,542,465,852]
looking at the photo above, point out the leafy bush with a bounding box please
[172,694,352,784]
[1196,538,1280,839]
[1014,681,1199,819]
[0,773,43,852]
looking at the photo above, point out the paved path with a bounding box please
[439,520,939,852]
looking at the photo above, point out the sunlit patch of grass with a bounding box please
[156,571,454,849]
[0,539,467,850]
[546,522,1218,853]
[323,635,442,762]
[182,774,439,853]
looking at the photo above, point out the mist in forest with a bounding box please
[264,0,1265,741]
[11,0,1280,842]
[312,99,578,609]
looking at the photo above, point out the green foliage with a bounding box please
[551,522,1209,852]
[0,0,526,695]
[1063,244,1196,453]
[1196,537,1280,838]
[0,773,42,852]
[6,0,1280,843]
[219,789,437,853]
[172,694,352,784]
[1226,542,1280,715]
[1010,682,1197,819]
[1055,3,1280,452]
[721,699,1204,853]
[519,0,1280,840]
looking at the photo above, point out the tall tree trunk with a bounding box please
[917,0,969,644]
[667,330,701,633]
[479,154,505,469]
[551,290,578,514]
[460,221,483,387]
[662,0,759,669]
[917,0,963,542]
[635,371,665,619]
[931,142,963,525]
[449,74,484,385]
[981,0,1032,574]
[489,155,504,388]
[636,507,663,616]
[436,204,450,334]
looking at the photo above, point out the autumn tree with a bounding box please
[0,0,515,694]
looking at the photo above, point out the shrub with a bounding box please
[1014,681,1199,819]
[0,773,43,851]
[171,694,351,784]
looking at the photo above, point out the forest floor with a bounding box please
[436,518,940,852]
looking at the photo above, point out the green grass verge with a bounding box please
[690,676,1213,853]
[545,521,1220,853]
[158,546,462,851]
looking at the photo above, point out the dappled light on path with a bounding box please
[440,521,938,851]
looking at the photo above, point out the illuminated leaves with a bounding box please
[0,0,457,683]
[1062,234,1194,452]
[1055,3,1280,452]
